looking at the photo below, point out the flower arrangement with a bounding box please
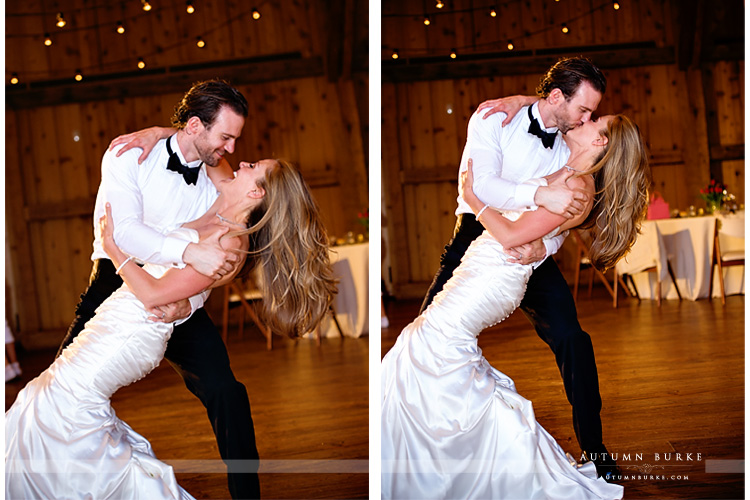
[357,208,369,232]
[699,179,727,213]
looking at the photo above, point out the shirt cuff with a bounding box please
[514,183,540,211]
[162,236,191,267]
[174,290,211,326]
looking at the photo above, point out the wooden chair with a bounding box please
[614,223,682,307]
[221,273,273,350]
[570,229,631,307]
[708,216,745,305]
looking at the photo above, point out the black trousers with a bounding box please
[420,214,605,452]
[59,259,261,499]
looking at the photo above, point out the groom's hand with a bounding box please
[183,227,239,280]
[535,170,588,219]
[147,299,192,323]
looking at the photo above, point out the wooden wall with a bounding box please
[381,0,744,298]
[5,0,369,348]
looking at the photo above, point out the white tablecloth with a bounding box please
[319,242,369,338]
[623,213,744,301]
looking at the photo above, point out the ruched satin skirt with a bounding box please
[381,232,623,500]
[6,276,194,499]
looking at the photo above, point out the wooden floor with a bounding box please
[381,291,745,500]
[6,329,369,500]
[5,291,744,499]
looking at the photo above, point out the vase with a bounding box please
[706,200,721,214]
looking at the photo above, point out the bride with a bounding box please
[381,114,650,499]
[6,159,337,499]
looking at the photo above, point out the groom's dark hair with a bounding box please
[536,57,607,100]
[171,79,248,129]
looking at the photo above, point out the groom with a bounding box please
[59,79,261,499]
[420,57,619,480]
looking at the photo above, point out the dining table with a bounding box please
[317,242,369,338]
[622,212,744,301]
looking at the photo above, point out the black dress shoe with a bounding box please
[583,448,621,483]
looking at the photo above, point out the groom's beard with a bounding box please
[195,141,225,167]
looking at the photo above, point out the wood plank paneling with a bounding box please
[383,53,744,296]
[6,0,368,348]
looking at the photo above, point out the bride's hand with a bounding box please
[99,203,121,258]
[459,159,477,204]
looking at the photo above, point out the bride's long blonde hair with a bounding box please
[227,159,338,338]
[576,115,651,271]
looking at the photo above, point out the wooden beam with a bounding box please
[700,64,724,184]
[649,149,685,166]
[24,197,96,222]
[382,44,675,83]
[675,0,702,70]
[7,54,325,110]
[400,166,457,185]
[323,0,347,82]
[709,144,745,162]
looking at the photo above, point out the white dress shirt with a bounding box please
[91,135,219,312]
[455,102,571,260]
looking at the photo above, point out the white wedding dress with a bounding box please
[5,228,199,500]
[381,230,624,500]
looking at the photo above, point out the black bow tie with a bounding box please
[166,137,201,185]
[527,106,556,149]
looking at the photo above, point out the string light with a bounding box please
[423,16,431,26]
[490,8,497,17]
[74,70,83,81]
[450,48,457,58]
[613,1,620,9]
[196,36,205,48]
[44,33,52,46]
[142,0,152,12]
[186,1,195,14]
[56,12,66,28]
[507,39,514,50]
[436,0,444,7]
[252,8,261,20]
[137,58,146,69]
[561,23,569,34]
[10,73,19,85]
[116,21,125,34]
[392,49,399,59]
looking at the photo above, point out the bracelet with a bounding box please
[476,204,490,220]
[115,257,133,275]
